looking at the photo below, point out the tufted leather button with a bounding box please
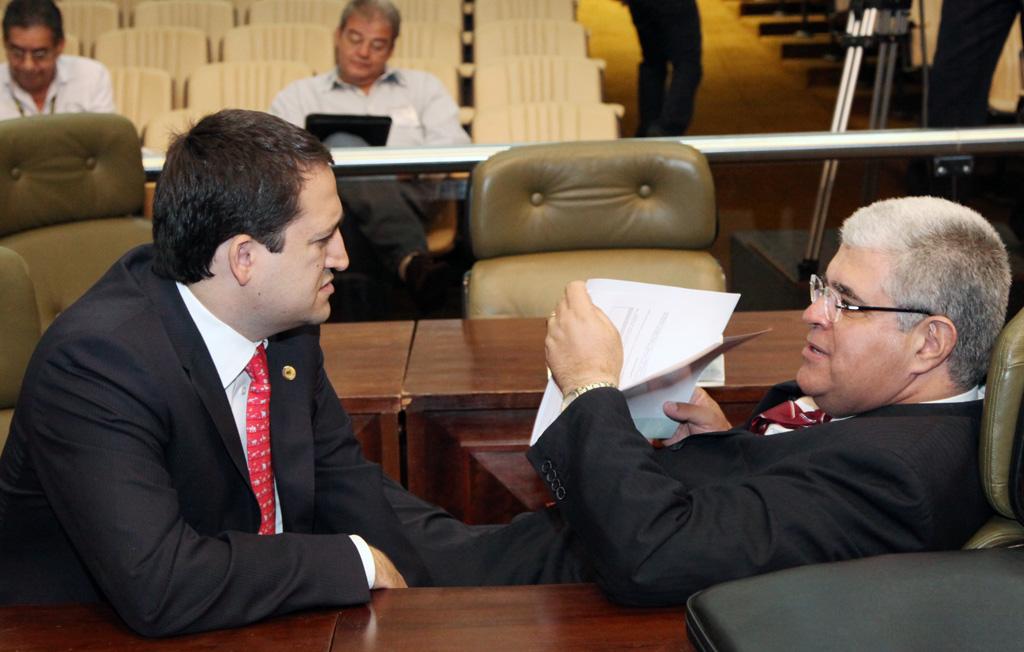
[10,167,20,180]
[541,459,553,472]
[637,183,652,198]
[530,191,544,206]
[555,487,566,500]
[84,157,97,169]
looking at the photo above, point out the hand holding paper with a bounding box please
[531,279,765,446]
[545,281,623,393]
[661,387,733,445]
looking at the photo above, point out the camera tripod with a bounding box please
[799,0,912,279]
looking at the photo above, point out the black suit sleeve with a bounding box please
[528,388,937,606]
[26,334,368,636]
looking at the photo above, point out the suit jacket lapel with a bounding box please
[139,259,250,483]
[267,333,315,532]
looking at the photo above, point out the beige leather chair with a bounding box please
[0,246,39,453]
[473,20,588,64]
[0,113,150,331]
[58,0,118,56]
[248,0,344,25]
[185,60,312,113]
[989,20,1023,114]
[142,107,204,151]
[222,24,334,73]
[472,0,575,26]
[474,56,605,110]
[391,0,463,30]
[95,26,209,107]
[472,102,620,144]
[465,140,724,318]
[110,65,173,137]
[908,0,942,68]
[963,306,1024,548]
[133,0,235,61]
[393,22,463,68]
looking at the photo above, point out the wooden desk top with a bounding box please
[404,311,806,410]
[321,320,415,414]
[0,585,693,651]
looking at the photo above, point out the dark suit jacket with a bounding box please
[0,246,446,636]
[527,384,992,607]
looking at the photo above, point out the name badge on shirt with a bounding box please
[390,105,421,127]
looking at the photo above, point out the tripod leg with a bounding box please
[803,8,878,275]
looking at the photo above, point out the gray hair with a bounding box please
[340,0,400,39]
[839,196,1010,389]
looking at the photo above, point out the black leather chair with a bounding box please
[685,307,1024,651]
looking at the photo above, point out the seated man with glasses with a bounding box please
[1,0,114,120]
[516,196,1011,606]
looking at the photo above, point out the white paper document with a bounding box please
[530,279,763,445]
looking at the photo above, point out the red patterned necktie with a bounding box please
[749,399,832,435]
[245,344,276,535]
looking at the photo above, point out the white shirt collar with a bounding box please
[924,385,984,404]
[176,283,266,388]
[327,66,403,92]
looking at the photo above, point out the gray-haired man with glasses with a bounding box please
[0,0,114,121]
[515,196,1012,606]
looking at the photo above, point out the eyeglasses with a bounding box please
[4,44,56,63]
[809,274,933,323]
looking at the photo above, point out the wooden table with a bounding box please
[321,321,415,481]
[0,585,693,651]
[403,311,806,523]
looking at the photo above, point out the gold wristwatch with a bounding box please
[560,381,618,411]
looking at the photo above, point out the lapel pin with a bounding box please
[282,365,297,381]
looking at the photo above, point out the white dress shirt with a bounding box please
[0,55,115,121]
[176,283,375,588]
[270,66,469,147]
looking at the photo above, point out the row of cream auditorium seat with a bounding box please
[55,0,574,31]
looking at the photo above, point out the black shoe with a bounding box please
[404,254,453,312]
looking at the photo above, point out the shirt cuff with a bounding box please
[349,534,375,588]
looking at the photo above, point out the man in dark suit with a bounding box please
[0,109,512,636]
[529,196,1012,605]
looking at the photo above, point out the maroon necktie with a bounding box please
[245,344,276,535]
[749,399,832,435]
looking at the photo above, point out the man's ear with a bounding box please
[225,234,258,286]
[910,316,957,374]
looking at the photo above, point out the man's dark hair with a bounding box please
[152,109,334,284]
[3,0,63,43]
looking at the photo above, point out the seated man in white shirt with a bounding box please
[0,0,114,120]
[271,0,468,314]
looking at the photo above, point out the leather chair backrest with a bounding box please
[988,21,1023,113]
[471,102,619,144]
[979,307,1024,520]
[472,0,575,26]
[222,24,334,73]
[0,113,151,329]
[466,140,723,318]
[248,0,345,26]
[110,65,173,136]
[391,0,463,29]
[133,0,236,54]
[0,246,39,452]
[474,56,603,110]
[470,140,716,258]
[392,22,463,68]
[60,1,119,56]
[186,60,313,113]
[95,26,210,107]
[473,20,587,64]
